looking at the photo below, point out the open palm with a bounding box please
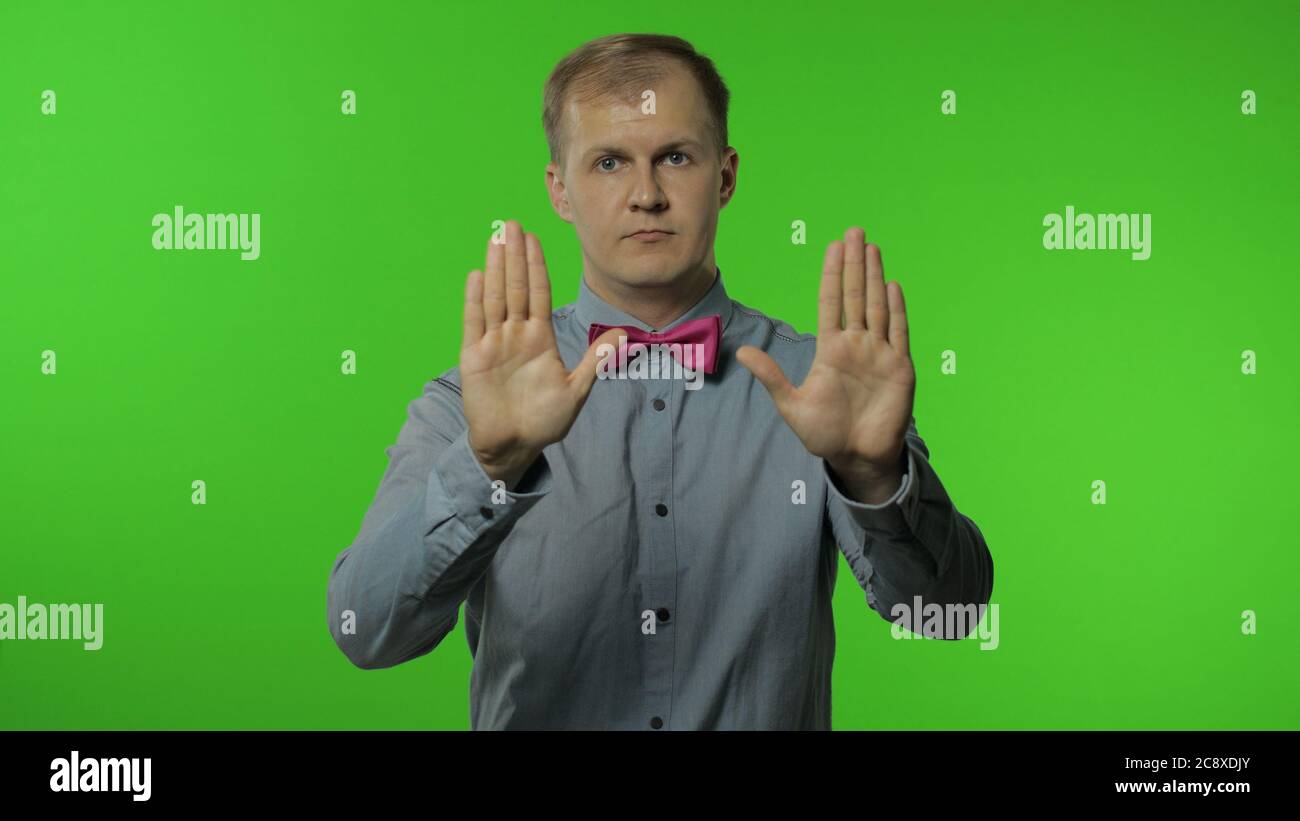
[737,227,915,477]
[461,221,623,479]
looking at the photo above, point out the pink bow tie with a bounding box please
[587,314,722,374]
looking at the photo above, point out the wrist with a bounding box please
[827,447,906,505]
[470,438,542,489]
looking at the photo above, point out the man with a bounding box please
[326,33,993,730]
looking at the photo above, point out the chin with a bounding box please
[621,262,683,286]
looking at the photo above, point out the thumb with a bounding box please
[736,345,797,411]
[568,327,628,404]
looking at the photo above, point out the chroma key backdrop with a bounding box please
[1,1,1297,730]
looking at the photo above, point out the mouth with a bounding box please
[626,230,674,242]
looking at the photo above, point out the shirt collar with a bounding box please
[573,265,736,335]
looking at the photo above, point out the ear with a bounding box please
[718,147,739,210]
[545,161,573,224]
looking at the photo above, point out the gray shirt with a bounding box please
[326,267,994,729]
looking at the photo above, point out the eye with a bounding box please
[595,152,691,172]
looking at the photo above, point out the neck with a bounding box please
[583,259,717,330]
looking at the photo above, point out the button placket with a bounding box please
[639,369,674,731]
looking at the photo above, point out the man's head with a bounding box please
[543,34,738,306]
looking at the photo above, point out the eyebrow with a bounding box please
[582,139,704,159]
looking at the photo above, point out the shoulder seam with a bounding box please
[733,303,812,345]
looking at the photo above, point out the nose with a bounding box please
[628,161,667,212]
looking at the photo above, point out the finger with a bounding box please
[463,269,485,349]
[484,230,506,329]
[525,232,552,321]
[568,327,628,405]
[817,240,844,336]
[887,279,909,356]
[842,227,866,331]
[866,241,888,341]
[735,345,797,412]
[505,220,529,320]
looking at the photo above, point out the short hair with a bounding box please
[542,33,731,171]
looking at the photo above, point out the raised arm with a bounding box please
[326,220,623,668]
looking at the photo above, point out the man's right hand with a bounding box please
[460,220,624,488]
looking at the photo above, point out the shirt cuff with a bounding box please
[823,447,917,538]
[427,429,552,542]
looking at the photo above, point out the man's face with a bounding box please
[546,62,737,291]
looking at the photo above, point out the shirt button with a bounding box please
[656,607,670,623]
[655,503,668,517]
[650,716,664,729]
[652,398,666,411]
[479,506,494,519]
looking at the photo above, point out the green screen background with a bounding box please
[2,0,1296,729]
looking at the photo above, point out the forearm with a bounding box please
[825,420,994,637]
[326,380,551,669]
[327,486,465,669]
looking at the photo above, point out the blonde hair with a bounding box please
[542,33,731,171]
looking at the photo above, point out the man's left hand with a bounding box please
[737,227,916,504]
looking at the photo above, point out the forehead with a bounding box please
[564,65,710,156]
